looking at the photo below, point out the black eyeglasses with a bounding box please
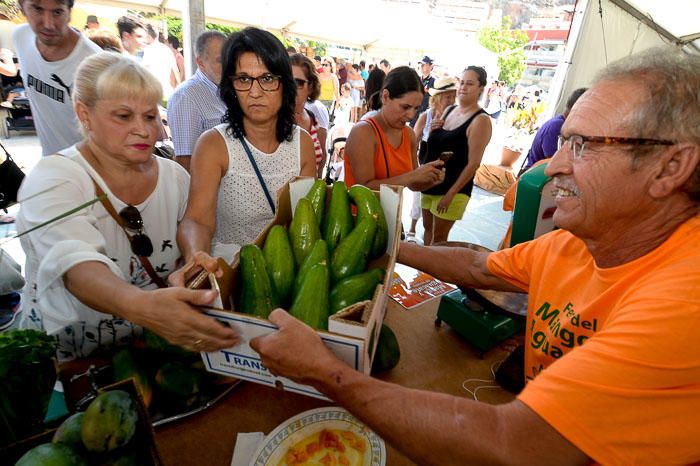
[557,134,675,160]
[119,205,153,257]
[294,78,308,89]
[230,73,281,92]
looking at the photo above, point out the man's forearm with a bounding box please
[398,242,482,288]
[313,362,510,466]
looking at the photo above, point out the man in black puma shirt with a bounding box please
[13,0,101,155]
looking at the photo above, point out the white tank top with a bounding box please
[211,124,301,259]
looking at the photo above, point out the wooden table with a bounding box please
[155,297,517,465]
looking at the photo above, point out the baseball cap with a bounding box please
[419,56,433,65]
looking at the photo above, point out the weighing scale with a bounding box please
[435,165,554,354]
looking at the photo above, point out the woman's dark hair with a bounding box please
[289,53,320,102]
[382,66,423,100]
[219,27,296,143]
[465,65,487,87]
[365,68,386,111]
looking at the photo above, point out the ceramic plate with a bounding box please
[251,407,386,466]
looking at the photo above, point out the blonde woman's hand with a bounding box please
[429,118,444,133]
[168,250,222,288]
[137,287,239,353]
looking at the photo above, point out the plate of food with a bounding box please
[251,407,386,466]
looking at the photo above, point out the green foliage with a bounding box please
[0,330,57,444]
[478,17,529,87]
[164,15,240,46]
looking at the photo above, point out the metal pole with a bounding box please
[183,0,206,78]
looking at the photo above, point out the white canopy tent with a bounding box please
[549,0,700,115]
[81,0,495,75]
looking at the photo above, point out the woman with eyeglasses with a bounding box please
[343,66,445,191]
[318,58,340,113]
[16,53,238,360]
[175,27,316,266]
[290,53,327,178]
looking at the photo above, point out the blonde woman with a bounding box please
[409,76,458,239]
[17,53,237,360]
[318,57,340,113]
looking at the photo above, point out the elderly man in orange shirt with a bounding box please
[251,48,700,465]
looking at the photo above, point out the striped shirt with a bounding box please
[306,109,323,167]
[167,69,227,157]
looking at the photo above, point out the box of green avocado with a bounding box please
[195,177,403,400]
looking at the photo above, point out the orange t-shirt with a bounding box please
[487,215,700,465]
[344,117,413,187]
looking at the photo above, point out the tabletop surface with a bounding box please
[155,297,517,466]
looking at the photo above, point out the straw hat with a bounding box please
[429,76,458,96]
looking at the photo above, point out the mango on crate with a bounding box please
[81,390,138,453]
[15,443,88,466]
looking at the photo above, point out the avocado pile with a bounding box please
[16,390,144,466]
[239,180,401,373]
[239,180,390,329]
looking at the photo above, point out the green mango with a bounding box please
[52,412,84,448]
[81,390,138,453]
[16,443,88,466]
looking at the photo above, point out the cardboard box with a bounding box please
[1,379,162,465]
[199,178,403,399]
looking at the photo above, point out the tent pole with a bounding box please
[183,0,206,78]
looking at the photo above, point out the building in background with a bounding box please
[519,6,574,91]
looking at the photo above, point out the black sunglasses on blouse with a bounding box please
[119,205,154,257]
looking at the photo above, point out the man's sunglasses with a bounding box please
[119,205,153,257]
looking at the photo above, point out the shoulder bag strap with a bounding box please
[366,118,390,178]
[238,135,276,214]
[91,179,167,289]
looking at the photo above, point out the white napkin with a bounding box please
[230,432,265,466]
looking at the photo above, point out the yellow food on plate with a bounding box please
[280,428,367,466]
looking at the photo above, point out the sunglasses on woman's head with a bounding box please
[119,205,154,257]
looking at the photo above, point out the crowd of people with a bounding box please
[2,0,700,464]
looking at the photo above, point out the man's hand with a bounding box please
[250,309,343,385]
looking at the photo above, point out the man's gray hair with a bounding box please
[195,30,227,58]
[596,48,700,201]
